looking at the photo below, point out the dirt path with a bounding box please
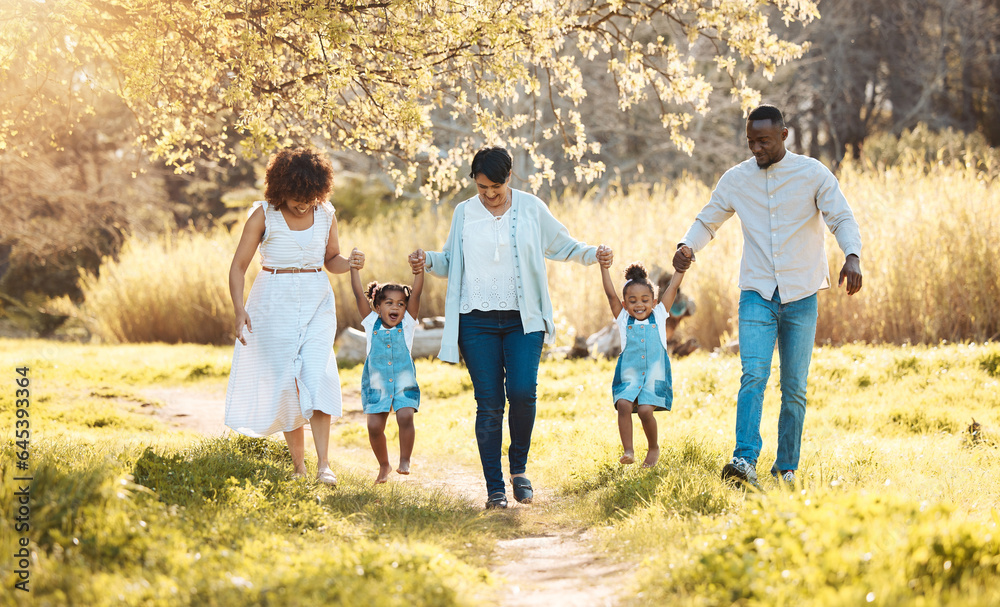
[137,385,633,607]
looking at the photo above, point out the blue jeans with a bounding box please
[735,289,817,475]
[458,310,545,498]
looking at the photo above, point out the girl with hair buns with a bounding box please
[348,247,424,483]
[598,248,690,467]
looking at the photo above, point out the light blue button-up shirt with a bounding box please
[425,189,598,363]
[681,151,862,303]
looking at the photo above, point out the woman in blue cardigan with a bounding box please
[409,147,612,509]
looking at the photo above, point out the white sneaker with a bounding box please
[721,457,759,488]
[776,470,796,485]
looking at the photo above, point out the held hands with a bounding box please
[672,245,694,273]
[348,247,365,271]
[408,249,426,274]
[838,254,863,295]
[596,245,614,268]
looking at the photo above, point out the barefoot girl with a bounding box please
[225,147,348,485]
[599,249,688,467]
[349,248,424,483]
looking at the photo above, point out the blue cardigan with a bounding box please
[425,189,599,363]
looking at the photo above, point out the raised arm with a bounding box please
[348,248,372,318]
[659,269,686,313]
[229,206,265,345]
[598,246,623,319]
[407,262,424,320]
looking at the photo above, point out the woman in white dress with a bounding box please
[225,148,348,485]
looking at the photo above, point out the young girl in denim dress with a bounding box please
[349,248,424,483]
[599,249,687,467]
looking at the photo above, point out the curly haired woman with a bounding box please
[225,147,350,485]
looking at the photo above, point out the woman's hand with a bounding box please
[408,249,426,274]
[349,247,365,270]
[596,244,614,269]
[234,309,252,346]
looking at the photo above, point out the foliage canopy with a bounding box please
[1,0,817,197]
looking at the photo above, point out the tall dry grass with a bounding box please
[78,158,1000,347]
[817,158,1000,344]
[547,158,1000,347]
[349,158,1000,348]
[78,226,243,344]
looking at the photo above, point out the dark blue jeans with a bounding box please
[458,310,545,498]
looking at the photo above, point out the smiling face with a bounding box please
[374,288,408,327]
[285,197,318,216]
[623,282,656,321]
[474,173,510,213]
[746,118,788,168]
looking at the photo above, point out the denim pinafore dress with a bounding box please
[361,318,420,414]
[611,313,672,412]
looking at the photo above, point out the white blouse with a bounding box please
[460,199,519,313]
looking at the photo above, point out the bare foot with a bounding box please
[620,451,635,464]
[375,463,392,484]
[397,460,410,475]
[642,446,659,468]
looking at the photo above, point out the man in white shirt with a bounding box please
[673,104,863,488]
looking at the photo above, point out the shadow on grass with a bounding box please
[132,434,293,506]
[316,469,528,544]
[131,434,525,544]
[566,437,731,520]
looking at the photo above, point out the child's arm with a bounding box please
[660,244,692,311]
[348,248,372,318]
[407,258,424,320]
[659,269,685,312]
[598,246,623,319]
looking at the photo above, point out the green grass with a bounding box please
[3,339,1000,605]
[544,342,1000,606]
[0,340,502,606]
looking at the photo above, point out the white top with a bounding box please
[681,151,862,303]
[251,200,333,270]
[361,311,417,354]
[290,224,314,248]
[616,302,670,351]
[459,199,519,313]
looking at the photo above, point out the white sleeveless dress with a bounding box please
[225,201,343,437]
